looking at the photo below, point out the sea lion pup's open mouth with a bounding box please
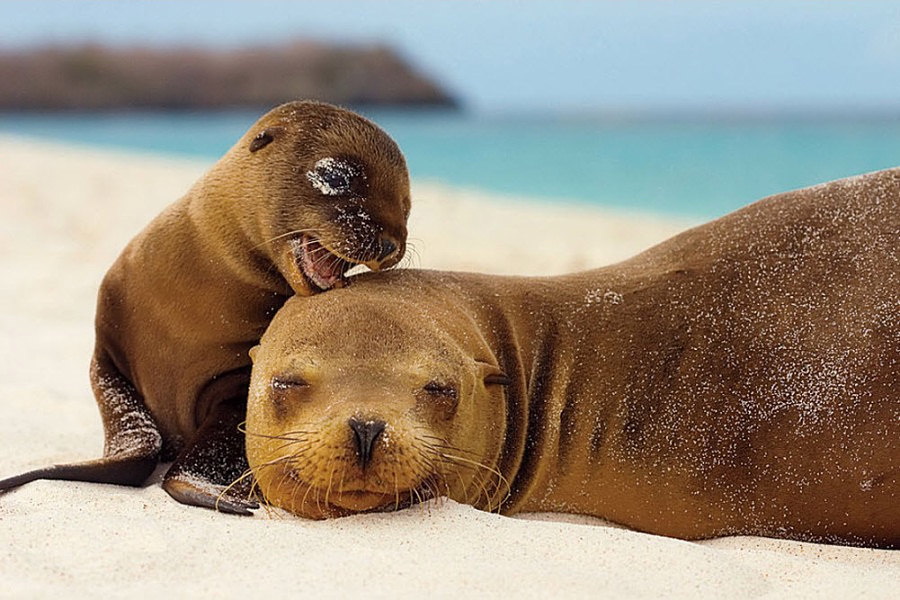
[290,234,356,292]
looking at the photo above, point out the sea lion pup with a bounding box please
[0,100,411,514]
[246,168,898,547]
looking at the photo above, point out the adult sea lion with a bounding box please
[246,168,898,547]
[0,100,411,514]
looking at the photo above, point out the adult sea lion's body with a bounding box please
[0,101,411,513]
[247,168,898,547]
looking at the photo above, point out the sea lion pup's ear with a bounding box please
[248,127,284,152]
[248,345,260,362]
[477,361,511,386]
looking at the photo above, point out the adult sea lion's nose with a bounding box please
[348,417,386,469]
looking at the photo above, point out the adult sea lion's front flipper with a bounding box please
[0,352,162,492]
[162,400,258,516]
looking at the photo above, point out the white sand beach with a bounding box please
[0,136,896,598]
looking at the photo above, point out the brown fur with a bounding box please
[0,101,410,512]
[94,100,409,452]
[247,167,898,547]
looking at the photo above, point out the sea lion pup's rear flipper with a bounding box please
[0,353,162,493]
[162,400,258,516]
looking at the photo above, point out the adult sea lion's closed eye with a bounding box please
[483,373,512,386]
[423,381,458,398]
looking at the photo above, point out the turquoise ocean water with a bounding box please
[1,110,898,218]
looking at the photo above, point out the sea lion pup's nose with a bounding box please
[347,417,387,470]
[377,237,398,264]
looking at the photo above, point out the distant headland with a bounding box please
[0,41,459,110]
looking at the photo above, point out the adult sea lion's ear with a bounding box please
[484,373,512,386]
[248,345,260,362]
[477,361,511,386]
[249,127,283,152]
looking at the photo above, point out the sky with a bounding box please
[2,1,899,113]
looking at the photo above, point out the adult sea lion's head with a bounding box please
[245,275,511,518]
[226,100,410,295]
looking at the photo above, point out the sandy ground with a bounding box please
[0,136,896,598]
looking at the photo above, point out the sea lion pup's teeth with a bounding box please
[291,233,362,292]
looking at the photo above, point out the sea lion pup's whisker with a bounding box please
[403,239,423,268]
[311,253,345,275]
[318,249,353,271]
[253,227,320,249]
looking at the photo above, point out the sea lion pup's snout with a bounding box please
[245,281,510,519]
[237,101,411,295]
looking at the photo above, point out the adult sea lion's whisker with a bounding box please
[215,466,259,511]
[393,466,401,511]
[239,423,315,441]
[436,453,510,512]
[323,449,340,507]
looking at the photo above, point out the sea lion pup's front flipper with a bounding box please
[161,400,258,516]
[0,352,162,493]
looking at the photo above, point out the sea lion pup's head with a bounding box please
[245,275,511,518]
[221,100,410,295]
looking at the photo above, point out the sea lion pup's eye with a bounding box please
[271,376,308,391]
[422,381,458,399]
[306,157,364,196]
